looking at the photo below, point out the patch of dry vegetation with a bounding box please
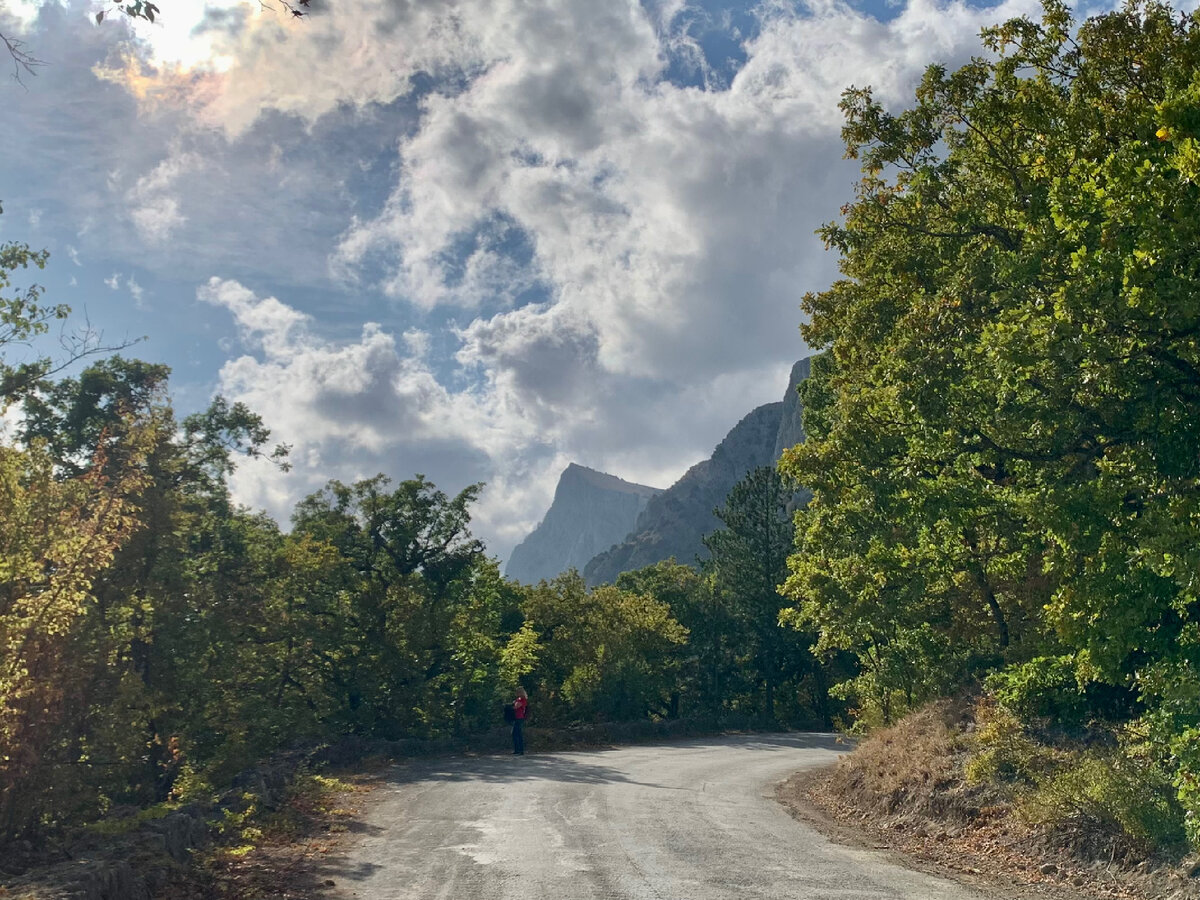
[824,699,1004,826]
[795,700,1200,900]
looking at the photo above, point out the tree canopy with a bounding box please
[781,0,1200,837]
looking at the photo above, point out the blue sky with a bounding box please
[1,0,1051,559]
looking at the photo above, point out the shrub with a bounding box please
[1137,663,1200,851]
[986,656,1140,731]
[965,701,1058,786]
[986,657,1087,726]
[1171,726,1200,851]
[1021,752,1187,855]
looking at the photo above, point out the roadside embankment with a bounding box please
[778,700,1200,900]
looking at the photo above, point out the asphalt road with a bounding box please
[328,733,985,900]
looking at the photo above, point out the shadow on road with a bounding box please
[657,732,847,753]
[381,732,846,791]
[388,751,651,788]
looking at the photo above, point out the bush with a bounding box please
[1137,665,1200,851]
[1021,752,1187,855]
[986,656,1139,731]
[986,657,1087,726]
[1169,726,1200,851]
[965,701,1059,786]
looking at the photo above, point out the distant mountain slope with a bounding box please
[582,356,815,586]
[773,356,811,459]
[504,464,661,584]
[582,401,784,585]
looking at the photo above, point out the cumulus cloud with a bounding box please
[201,278,450,449]
[0,3,390,289]
[7,0,1054,558]
[316,0,1042,387]
[186,0,1046,556]
[199,278,538,549]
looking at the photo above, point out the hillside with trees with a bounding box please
[780,0,1200,869]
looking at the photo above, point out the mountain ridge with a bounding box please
[508,355,815,586]
[504,464,661,584]
[582,400,784,585]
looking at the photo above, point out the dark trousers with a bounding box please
[512,718,525,754]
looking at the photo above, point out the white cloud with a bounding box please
[129,196,185,245]
[0,401,24,441]
[188,0,1048,557]
[204,278,802,558]
[201,279,537,546]
[14,0,1054,559]
[318,0,1041,387]
[126,151,199,244]
[127,275,146,308]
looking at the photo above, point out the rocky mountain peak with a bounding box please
[507,354,817,587]
[504,466,661,585]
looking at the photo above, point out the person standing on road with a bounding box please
[512,687,528,755]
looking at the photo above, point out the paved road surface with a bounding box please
[329,733,984,899]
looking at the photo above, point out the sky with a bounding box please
[1,0,1059,562]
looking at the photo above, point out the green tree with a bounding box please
[0,424,152,838]
[616,560,726,717]
[780,0,1200,812]
[17,355,300,785]
[0,241,59,406]
[0,241,131,408]
[705,466,828,724]
[290,475,504,736]
[519,571,688,724]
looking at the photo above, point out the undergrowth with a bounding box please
[191,770,364,900]
[829,697,1197,868]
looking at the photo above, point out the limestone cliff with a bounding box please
[504,464,661,584]
[583,355,815,585]
[773,356,811,459]
[582,401,784,586]
[506,355,816,587]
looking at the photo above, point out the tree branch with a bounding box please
[1,31,44,86]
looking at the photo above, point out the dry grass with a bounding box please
[797,700,1200,900]
[825,699,1002,826]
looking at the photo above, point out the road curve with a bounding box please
[329,733,983,900]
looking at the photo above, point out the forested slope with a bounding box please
[779,0,1200,864]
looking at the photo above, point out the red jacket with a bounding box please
[514,696,528,720]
